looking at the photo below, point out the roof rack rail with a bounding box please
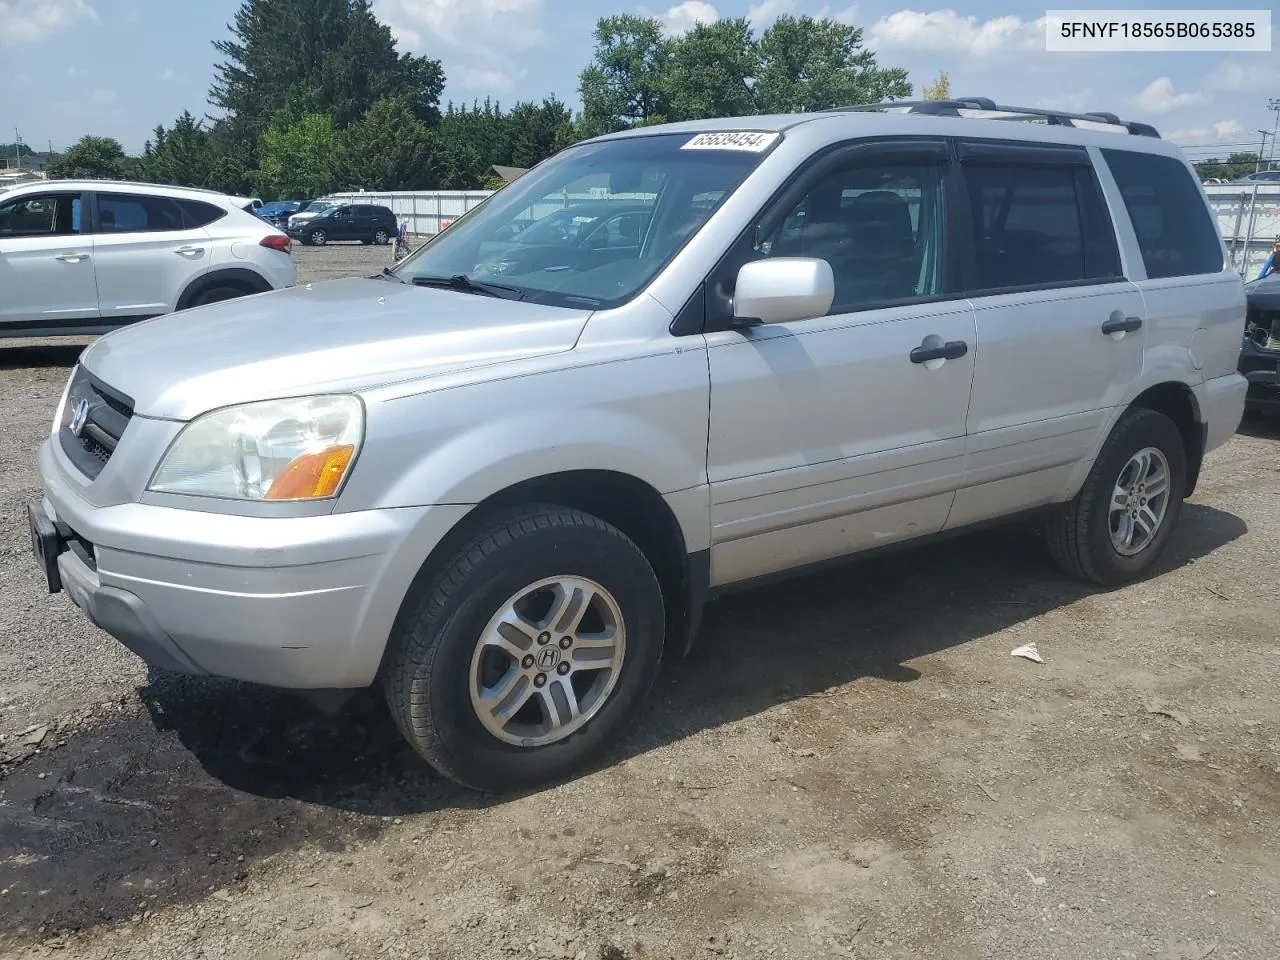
[831,98,1161,139]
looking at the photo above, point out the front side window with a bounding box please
[1103,149,1224,279]
[0,193,82,237]
[97,193,185,233]
[394,133,772,309]
[962,162,1120,291]
[758,162,945,313]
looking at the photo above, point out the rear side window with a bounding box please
[961,161,1121,291]
[97,193,185,233]
[1102,149,1223,279]
[178,199,226,228]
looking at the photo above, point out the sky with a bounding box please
[1,0,1277,167]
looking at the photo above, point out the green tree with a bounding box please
[48,136,129,179]
[211,0,444,139]
[254,112,340,197]
[1195,152,1262,181]
[340,96,435,190]
[754,15,910,113]
[922,71,951,101]
[137,112,215,187]
[578,15,671,137]
[665,18,758,121]
[504,97,575,168]
[431,100,507,189]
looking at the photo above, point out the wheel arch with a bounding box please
[386,470,707,672]
[175,267,272,311]
[1128,381,1205,496]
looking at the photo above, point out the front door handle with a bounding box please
[54,253,90,263]
[175,246,205,257]
[1102,313,1142,335]
[910,340,969,364]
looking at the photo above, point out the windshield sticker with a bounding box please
[681,131,779,152]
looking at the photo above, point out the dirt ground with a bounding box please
[1,243,1278,960]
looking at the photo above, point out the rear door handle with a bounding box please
[910,340,969,364]
[1102,314,1142,335]
[54,253,89,263]
[175,246,205,257]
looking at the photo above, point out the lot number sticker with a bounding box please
[682,132,779,152]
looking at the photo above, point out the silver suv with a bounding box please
[30,101,1247,791]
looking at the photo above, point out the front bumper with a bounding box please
[36,438,469,689]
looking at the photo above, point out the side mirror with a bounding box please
[732,258,834,326]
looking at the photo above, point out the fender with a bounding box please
[175,267,273,310]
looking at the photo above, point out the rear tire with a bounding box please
[372,229,390,245]
[1042,408,1186,586]
[383,505,665,792]
[190,284,249,307]
[308,229,327,246]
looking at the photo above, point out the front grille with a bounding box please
[58,368,135,480]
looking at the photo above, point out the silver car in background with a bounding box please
[30,101,1247,791]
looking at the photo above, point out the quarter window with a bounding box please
[961,162,1120,290]
[1102,149,1224,279]
[97,193,185,233]
[178,199,226,228]
[760,162,945,313]
[0,193,82,237]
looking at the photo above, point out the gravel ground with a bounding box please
[2,244,1278,959]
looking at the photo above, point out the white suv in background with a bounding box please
[0,181,295,337]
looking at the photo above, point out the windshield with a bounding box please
[393,132,775,308]
[304,201,336,215]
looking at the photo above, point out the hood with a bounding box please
[289,211,321,222]
[82,277,591,420]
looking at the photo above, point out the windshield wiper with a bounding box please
[411,273,523,300]
[373,267,406,282]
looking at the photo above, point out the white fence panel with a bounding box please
[1205,184,1280,279]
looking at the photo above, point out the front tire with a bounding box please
[1042,408,1186,586]
[383,505,665,792]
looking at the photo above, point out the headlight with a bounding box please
[149,395,364,501]
[52,365,77,436]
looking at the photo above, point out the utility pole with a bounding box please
[1258,131,1271,173]
[13,128,20,170]
[1268,99,1280,171]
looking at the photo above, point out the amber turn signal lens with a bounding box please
[264,444,355,500]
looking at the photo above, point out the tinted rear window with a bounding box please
[961,161,1120,290]
[1102,149,1223,279]
[97,193,185,232]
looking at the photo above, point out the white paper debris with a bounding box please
[1010,643,1044,664]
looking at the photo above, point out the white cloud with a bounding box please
[1167,119,1243,143]
[661,0,718,36]
[816,4,858,25]
[868,9,1043,56]
[747,0,795,27]
[88,88,115,106]
[1204,57,1280,93]
[1036,91,1094,114]
[0,0,97,44]
[373,0,545,54]
[1130,77,1208,115]
[457,67,515,93]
